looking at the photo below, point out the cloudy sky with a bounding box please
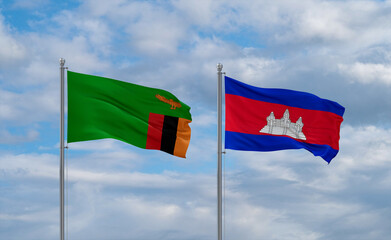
[1,0,391,239]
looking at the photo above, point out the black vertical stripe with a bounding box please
[161,115,179,155]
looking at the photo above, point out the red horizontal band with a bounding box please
[226,94,343,150]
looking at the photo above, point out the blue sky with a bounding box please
[1,0,391,239]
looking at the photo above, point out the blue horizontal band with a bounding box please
[225,76,345,117]
[225,131,339,163]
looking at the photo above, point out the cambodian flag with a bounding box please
[225,76,345,163]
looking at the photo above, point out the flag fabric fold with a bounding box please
[225,76,345,163]
[67,71,192,158]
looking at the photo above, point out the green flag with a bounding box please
[67,71,192,158]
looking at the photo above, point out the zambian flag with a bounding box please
[67,71,192,158]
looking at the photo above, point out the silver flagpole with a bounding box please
[59,58,66,240]
[217,63,223,240]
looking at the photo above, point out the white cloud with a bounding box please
[173,0,216,26]
[0,153,58,179]
[172,0,240,30]
[52,10,113,57]
[0,209,56,223]
[338,125,391,168]
[72,0,189,56]
[64,183,216,240]
[125,7,187,56]
[2,123,391,239]
[10,0,50,9]
[68,169,187,188]
[0,15,25,65]
[68,139,129,151]
[1,1,391,239]
[191,110,216,127]
[293,2,354,42]
[225,201,324,240]
[25,34,110,79]
[227,125,391,192]
[0,129,39,144]
[0,87,57,124]
[339,62,391,85]
[183,0,389,50]
[128,20,186,56]
[223,55,281,85]
[0,150,198,189]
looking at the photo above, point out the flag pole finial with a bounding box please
[59,58,66,66]
[217,63,223,72]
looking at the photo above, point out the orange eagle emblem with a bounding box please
[156,94,182,109]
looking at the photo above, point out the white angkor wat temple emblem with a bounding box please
[259,109,306,140]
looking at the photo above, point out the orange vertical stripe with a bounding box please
[173,118,192,158]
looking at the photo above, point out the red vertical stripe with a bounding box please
[146,113,164,150]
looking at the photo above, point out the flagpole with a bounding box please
[59,58,66,240]
[217,63,223,240]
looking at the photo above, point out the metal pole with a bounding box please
[217,63,223,240]
[59,58,65,240]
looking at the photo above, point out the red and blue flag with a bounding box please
[225,76,345,163]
